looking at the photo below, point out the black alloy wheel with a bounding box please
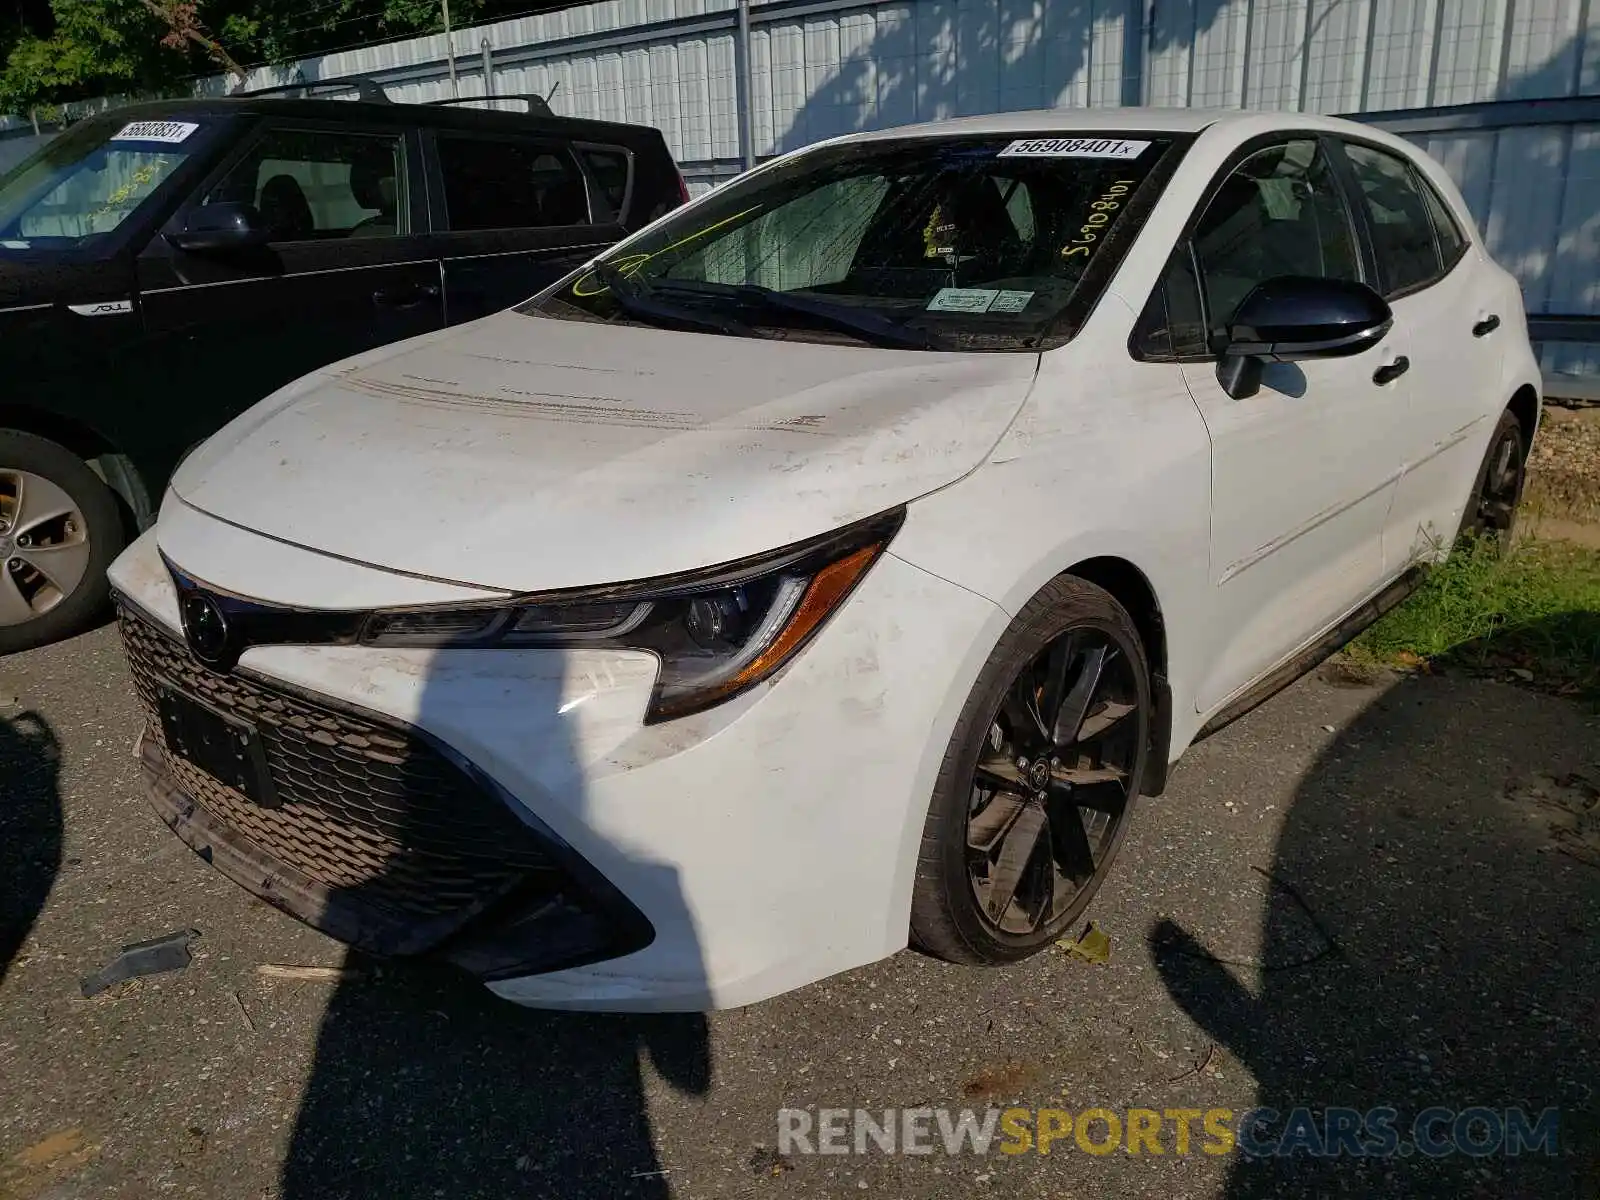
[912,576,1151,964]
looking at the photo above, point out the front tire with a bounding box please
[910,575,1151,966]
[0,431,125,655]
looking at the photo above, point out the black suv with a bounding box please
[0,81,686,652]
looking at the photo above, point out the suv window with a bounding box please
[577,146,631,220]
[1343,141,1442,296]
[205,128,405,241]
[438,135,591,231]
[1192,138,1361,335]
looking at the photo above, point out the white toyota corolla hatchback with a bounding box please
[110,108,1538,1010]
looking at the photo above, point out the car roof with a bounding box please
[842,106,1376,143]
[88,95,665,143]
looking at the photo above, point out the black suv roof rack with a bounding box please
[234,74,391,102]
[424,94,555,116]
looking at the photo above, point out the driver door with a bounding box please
[135,119,442,464]
[1170,137,1411,713]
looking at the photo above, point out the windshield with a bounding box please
[527,133,1178,350]
[0,116,215,255]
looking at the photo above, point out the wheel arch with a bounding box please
[1061,555,1173,796]
[0,405,155,534]
[1506,383,1540,451]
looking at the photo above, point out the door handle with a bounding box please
[1372,356,1410,386]
[1472,314,1501,337]
[372,283,440,309]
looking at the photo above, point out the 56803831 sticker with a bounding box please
[1060,179,1138,259]
[997,138,1150,160]
[111,120,200,144]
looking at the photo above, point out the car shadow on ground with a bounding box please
[1151,622,1600,1196]
[0,710,62,986]
[282,961,709,1198]
[276,653,712,1200]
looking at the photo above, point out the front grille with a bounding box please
[117,601,561,953]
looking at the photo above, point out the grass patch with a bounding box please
[1348,535,1600,699]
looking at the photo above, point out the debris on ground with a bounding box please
[747,1148,794,1176]
[0,1127,98,1195]
[79,929,197,998]
[256,963,363,982]
[1056,921,1111,964]
[1508,771,1600,867]
[962,1060,1040,1099]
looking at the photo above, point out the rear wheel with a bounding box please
[0,430,124,655]
[1458,409,1527,545]
[910,576,1151,965]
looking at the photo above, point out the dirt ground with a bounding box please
[4,624,1600,1199]
[1528,405,1600,529]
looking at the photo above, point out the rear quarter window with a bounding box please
[577,146,632,221]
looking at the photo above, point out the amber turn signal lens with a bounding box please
[652,541,885,719]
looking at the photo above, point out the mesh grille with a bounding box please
[117,602,558,940]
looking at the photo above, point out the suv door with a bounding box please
[1144,136,1411,714]
[427,130,621,323]
[136,119,443,457]
[1336,138,1504,563]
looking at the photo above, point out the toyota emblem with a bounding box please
[180,591,232,666]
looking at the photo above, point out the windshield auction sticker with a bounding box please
[987,289,1035,313]
[998,137,1150,159]
[111,121,199,144]
[927,288,1035,314]
[927,288,1001,312]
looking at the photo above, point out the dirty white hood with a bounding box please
[170,311,1038,593]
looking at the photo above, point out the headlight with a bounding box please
[362,509,904,722]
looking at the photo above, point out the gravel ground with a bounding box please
[3,623,1599,1199]
[1528,406,1600,523]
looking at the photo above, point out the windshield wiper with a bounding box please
[657,280,944,350]
[591,263,759,339]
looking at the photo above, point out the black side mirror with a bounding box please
[165,202,271,254]
[1214,276,1393,399]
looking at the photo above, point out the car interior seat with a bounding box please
[349,148,398,237]
[256,174,315,242]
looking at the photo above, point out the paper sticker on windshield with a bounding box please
[111,120,199,144]
[987,290,1035,313]
[998,137,1150,160]
[928,288,999,313]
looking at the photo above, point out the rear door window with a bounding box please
[437,135,592,231]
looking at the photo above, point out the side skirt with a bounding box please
[1193,565,1426,743]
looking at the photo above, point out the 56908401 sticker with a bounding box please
[1060,179,1137,259]
[998,138,1150,160]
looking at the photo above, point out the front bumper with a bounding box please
[121,600,651,980]
[108,521,1008,1010]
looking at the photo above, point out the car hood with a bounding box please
[170,311,1039,593]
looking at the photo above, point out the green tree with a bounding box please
[0,0,520,115]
